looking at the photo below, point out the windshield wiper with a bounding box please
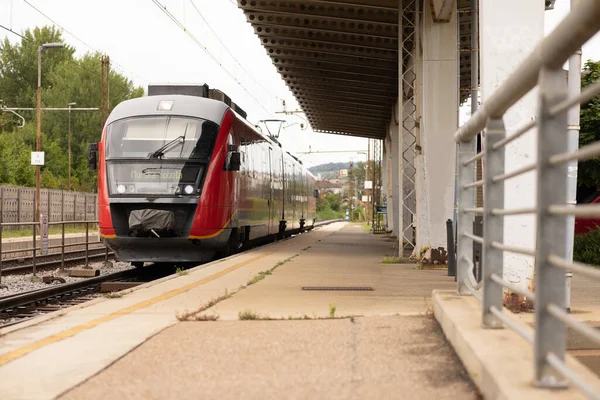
[148,136,184,159]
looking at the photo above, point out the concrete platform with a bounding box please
[0,222,476,400]
[433,290,600,400]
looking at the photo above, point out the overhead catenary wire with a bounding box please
[22,0,150,84]
[188,0,281,103]
[151,0,277,117]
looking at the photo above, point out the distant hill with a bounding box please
[308,162,350,178]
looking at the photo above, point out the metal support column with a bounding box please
[482,118,505,328]
[534,67,569,388]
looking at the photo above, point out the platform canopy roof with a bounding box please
[238,0,478,139]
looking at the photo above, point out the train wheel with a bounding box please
[131,261,144,268]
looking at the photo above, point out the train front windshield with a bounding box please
[105,116,218,196]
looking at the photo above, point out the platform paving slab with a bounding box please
[202,223,456,320]
[60,317,479,400]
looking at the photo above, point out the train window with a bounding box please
[106,116,218,161]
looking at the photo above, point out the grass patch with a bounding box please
[382,256,414,264]
[302,246,312,251]
[176,267,188,276]
[103,291,123,298]
[238,310,260,320]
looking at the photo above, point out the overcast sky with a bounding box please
[1,0,599,168]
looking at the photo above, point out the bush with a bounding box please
[574,227,600,266]
[351,207,366,222]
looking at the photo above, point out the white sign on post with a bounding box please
[31,152,45,166]
[364,181,373,189]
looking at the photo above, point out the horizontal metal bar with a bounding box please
[492,163,536,183]
[462,179,484,189]
[548,254,600,280]
[548,204,600,217]
[47,220,98,225]
[490,273,536,303]
[454,0,600,143]
[2,107,99,111]
[0,222,38,227]
[489,306,534,343]
[550,79,600,116]
[546,352,600,400]
[462,151,484,166]
[549,137,600,165]
[492,120,536,150]
[463,232,484,245]
[466,283,482,302]
[467,267,482,290]
[464,207,484,214]
[491,207,536,216]
[548,303,600,346]
[491,242,536,257]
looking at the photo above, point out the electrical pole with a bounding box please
[101,55,110,129]
[68,102,76,191]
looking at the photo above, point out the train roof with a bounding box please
[105,95,230,126]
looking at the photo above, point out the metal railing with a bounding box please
[0,220,109,285]
[454,1,600,398]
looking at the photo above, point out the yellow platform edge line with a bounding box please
[0,251,272,367]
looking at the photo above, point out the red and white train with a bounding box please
[89,84,317,266]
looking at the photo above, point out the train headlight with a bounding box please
[117,184,126,194]
[184,185,194,195]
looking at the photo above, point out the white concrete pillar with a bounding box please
[415,0,457,260]
[479,1,544,294]
[388,104,400,236]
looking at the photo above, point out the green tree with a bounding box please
[579,60,600,190]
[0,26,144,191]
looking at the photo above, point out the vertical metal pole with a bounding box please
[68,105,72,191]
[367,139,371,224]
[0,223,4,288]
[36,47,42,226]
[32,222,37,278]
[482,118,505,328]
[60,222,65,272]
[447,219,456,276]
[471,0,481,283]
[456,138,476,295]
[564,0,582,312]
[17,188,20,223]
[534,67,569,388]
[85,221,89,268]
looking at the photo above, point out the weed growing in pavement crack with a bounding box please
[246,254,299,286]
[302,246,311,251]
[238,310,261,320]
[176,267,188,276]
[329,302,337,318]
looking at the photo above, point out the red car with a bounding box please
[575,192,600,235]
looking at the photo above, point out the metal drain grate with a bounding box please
[302,286,374,291]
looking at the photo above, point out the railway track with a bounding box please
[0,247,113,275]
